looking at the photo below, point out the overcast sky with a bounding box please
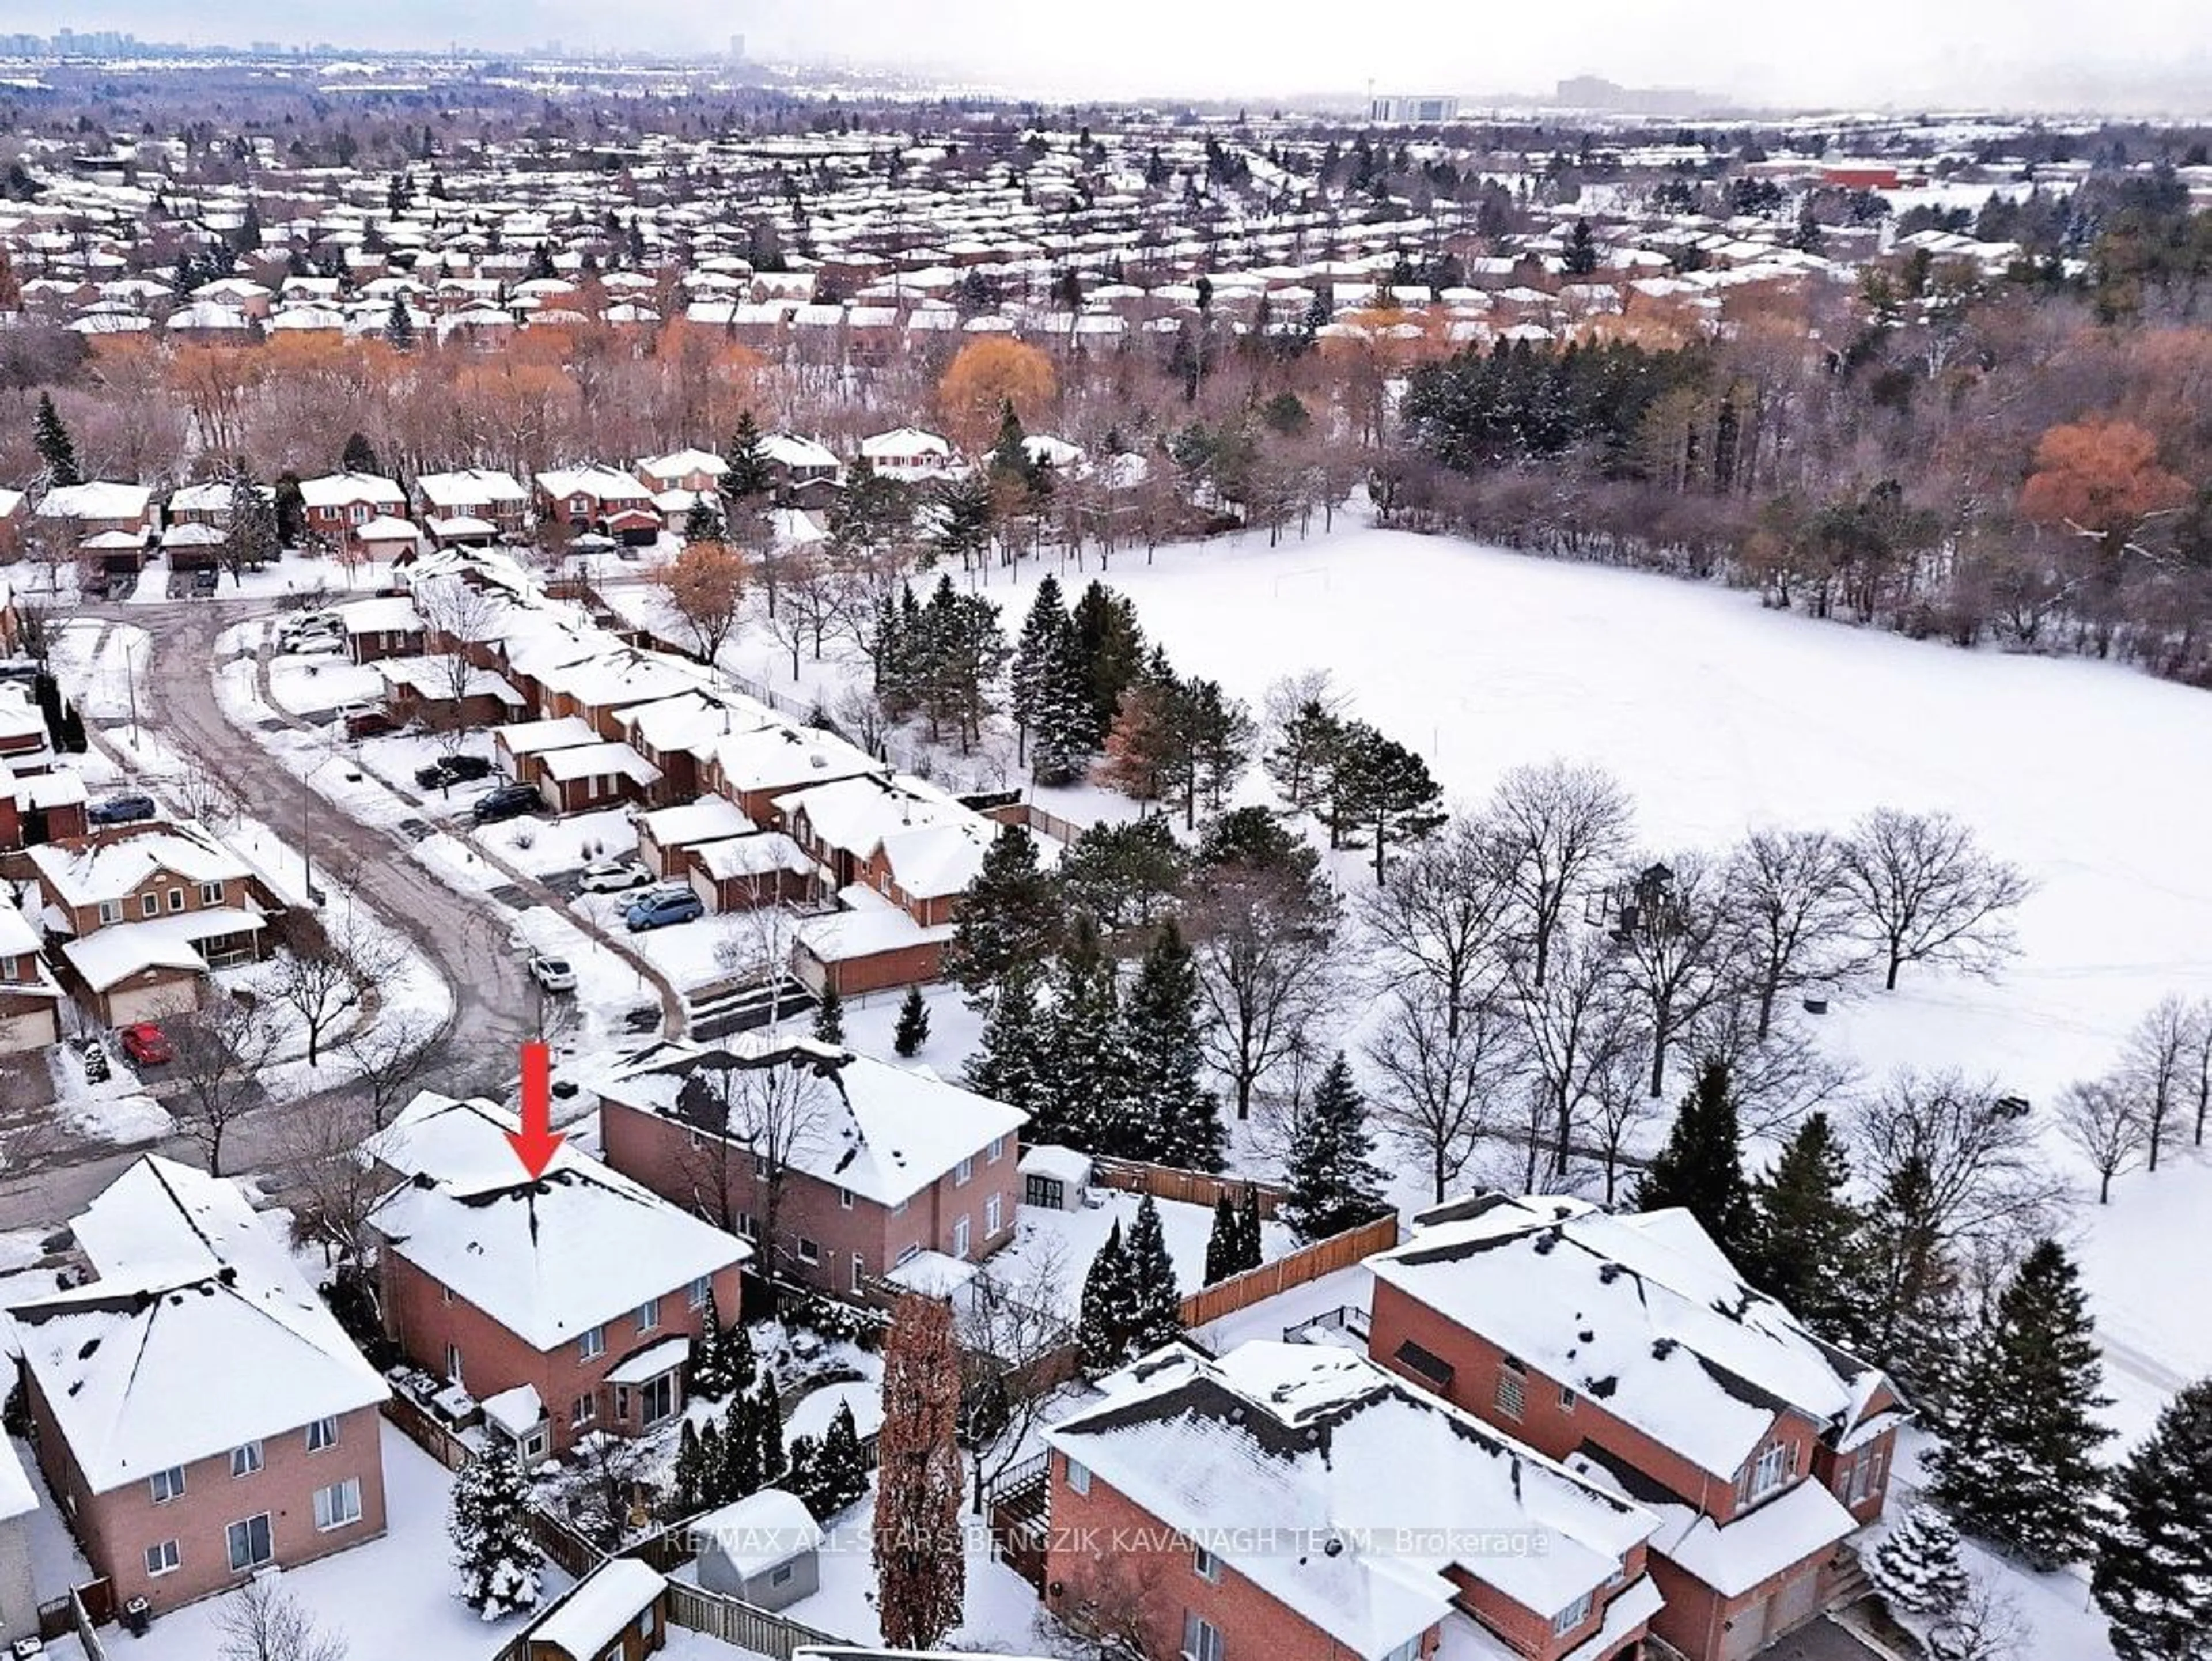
[37,0,2212,113]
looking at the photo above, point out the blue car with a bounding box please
[626,888,704,932]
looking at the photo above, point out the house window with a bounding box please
[230,1441,264,1478]
[1495,1359,1527,1421]
[635,1297,661,1333]
[522,1432,547,1461]
[895,1243,920,1267]
[573,1394,597,1428]
[615,1385,632,1421]
[1738,1437,1800,1505]
[1553,1591,1593,1635]
[1560,1384,1578,1414]
[141,893,159,918]
[99,901,123,925]
[641,1372,677,1426]
[987,1136,1006,1164]
[1193,1545,1222,1583]
[839,1187,855,1210]
[200,881,224,905]
[851,1254,866,1293]
[226,1514,274,1573]
[306,1417,339,1453]
[1379,1638,1421,1661]
[580,1325,607,1361]
[445,1343,464,1383]
[149,1466,186,1505]
[441,1285,454,1306]
[313,1478,363,1532]
[167,888,184,912]
[954,1156,974,1187]
[1067,1458,1091,1496]
[0,956,14,981]
[738,1212,757,1239]
[797,1238,821,1265]
[770,1562,796,1588]
[1183,1611,1225,1661]
[687,1274,711,1310]
[986,1194,1003,1237]
[1025,1175,1065,1208]
[144,1540,180,1578]
[891,1198,909,1217]
[952,1216,971,1260]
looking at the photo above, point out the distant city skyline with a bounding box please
[10,1,2212,116]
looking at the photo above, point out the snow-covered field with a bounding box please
[987,1187,1297,1321]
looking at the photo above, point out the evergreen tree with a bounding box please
[930,471,995,570]
[1236,1188,1265,1272]
[1634,1058,1755,1259]
[1563,218,1600,275]
[384,293,415,350]
[893,985,931,1058]
[695,1419,726,1505]
[1282,1052,1388,1241]
[1203,1195,1243,1286]
[1010,574,1093,784]
[1115,923,1224,1169]
[225,472,280,580]
[873,1294,965,1649]
[57,701,86,754]
[942,826,1062,1004]
[1124,1195,1183,1355]
[1264,695,1349,816]
[2093,1376,2212,1661]
[722,410,775,501]
[964,960,1055,1128]
[1868,1505,1970,1617]
[1011,573,1069,765]
[1077,1220,1137,1372]
[32,392,80,487]
[672,1420,711,1515]
[1852,1152,1959,1406]
[1745,1111,1864,1341]
[809,1401,869,1517]
[1330,719,1447,881]
[783,1433,820,1513]
[340,430,381,475]
[689,1289,736,1400]
[449,1443,543,1620]
[812,983,845,1045]
[1045,925,1125,1153]
[757,1374,787,1486]
[1931,1239,2113,1569]
[1069,581,1147,743]
[720,1387,766,1503]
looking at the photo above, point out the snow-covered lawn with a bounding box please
[267,651,385,717]
[475,806,637,877]
[983,1189,1297,1321]
[44,1040,171,1147]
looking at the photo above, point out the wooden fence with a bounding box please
[1088,1155,1293,1221]
[72,1588,107,1661]
[1178,1212,1400,1332]
[666,1580,852,1660]
[381,1393,473,1471]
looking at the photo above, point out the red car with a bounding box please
[117,1022,173,1066]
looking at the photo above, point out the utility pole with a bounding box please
[126,641,141,747]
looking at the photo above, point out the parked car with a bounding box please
[579,858,651,894]
[528,955,578,993]
[103,572,139,601]
[415,754,495,789]
[88,793,157,826]
[341,703,398,740]
[284,628,344,656]
[625,887,704,932]
[189,568,220,596]
[471,783,540,824]
[116,1023,173,1066]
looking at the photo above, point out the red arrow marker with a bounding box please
[507,1039,567,1179]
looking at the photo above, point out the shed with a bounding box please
[1018,1145,1092,1211]
[691,1487,824,1609]
[525,1557,668,1661]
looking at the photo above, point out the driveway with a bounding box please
[1762,1616,1900,1661]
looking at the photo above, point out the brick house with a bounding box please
[416,468,532,539]
[857,427,953,485]
[0,488,25,558]
[0,895,64,1054]
[635,448,729,496]
[8,1157,389,1615]
[26,820,274,1027]
[297,472,407,554]
[1040,1341,1664,1661]
[1,753,90,849]
[635,796,758,881]
[1365,1195,1905,1661]
[32,481,156,544]
[688,832,825,915]
[615,690,780,807]
[369,1091,752,1459]
[336,595,429,664]
[772,773,995,930]
[534,466,660,534]
[596,1036,1026,1297]
[703,725,878,823]
[535,740,664,816]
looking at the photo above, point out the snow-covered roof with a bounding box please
[709,722,877,794]
[297,470,404,509]
[536,740,662,788]
[8,1157,387,1492]
[1578,1452,1858,1598]
[884,1249,978,1298]
[369,1091,751,1352]
[527,1558,665,1659]
[338,595,425,635]
[28,822,253,909]
[1048,1341,1658,1656]
[1367,1194,1894,1478]
[598,1036,1027,1209]
[636,796,756,849]
[693,1486,824,1576]
[859,426,951,460]
[638,447,727,480]
[693,833,820,883]
[33,480,150,521]
[536,464,652,503]
[59,909,265,992]
[607,1335,690,1386]
[1017,1144,1092,1186]
[759,432,840,471]
[480,1383,546,1439]
[494,715,600,757]
[416,468,529,509]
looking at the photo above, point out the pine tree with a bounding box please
[1264,696,1348,817]
[449,1443,543,1620]
[757,1374,787,1487]
[722,410,775,501]
[1931,1239,2114,1570]
[1203,1195,1243,1285]
[1235,1187,1265,1273]
[57,701,86,754]
[1282,1052,1388,1240]
[942,826,1062,1003]
[1046,926,1125,1154]
[32,392,81,488]
[1124,1195,1184,1355]
[1868,1505,1970,1617]
[1077,1220,1137,1372]
[784,1433,821,1512]
[672,1420,711,1515]
[696,1419,726,1505]
[721,1386,766,1503]
[690,1289,735,1400]
[810,1400,869,1517]
[2093,1376,2212,1661]
[812,984,845,1045]
[1745,1111,1864,1341]
[1115,922,1224,1170]
[873,1294,965,1649]
[1330,719,1447,882]
[1069,581,1147,743]
[893,985,931,1057]
[1012,573,1070,766]
[964,961,1054,1128]
[340,431,381,476]
[226,472,279,577]
[385,293,415,350]
[1634,1058,1755,1260]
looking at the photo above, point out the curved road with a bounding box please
[0,600,536,1227]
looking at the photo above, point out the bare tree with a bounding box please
[1930,1578,2030,1661]
[1364,982,1524,1202]
[218,1576,349,1661]
[268,909,406,1069]
[412,578,502,752]
[170,755,243,833]
[2059,1077,2141,1205]
[340,1008,443,1129]
[1611,852,1733,1099]
[1691,999,1853,1140]
[270,1092,386,1265]
[168,996,281,1178]
[1510,930,1641,1190]
[671,1048,835,1284]
[954,1239,1073,1511]
[1190,861,1339,1119]
[2189,996,2212,1147]
[1722,827,1862,1038]
[1480,759,1634,987]
[1851,1069,2067,1261]
[1358,815,1513,1041]
[1838,808,2032,992]
[712,906,805,1030]
[566,1428,657,1550]
[2119,994,2194,1172]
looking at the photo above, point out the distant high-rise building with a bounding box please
[729,33,746,60]
[1368,94,1459,124]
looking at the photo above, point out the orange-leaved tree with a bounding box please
[653,536,749,666]
[2020,417,2190,566]
[937,337,1055,452]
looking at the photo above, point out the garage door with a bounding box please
[107,978,200,1028]
[0,1007,56,1055]
[1765,1564,1824,1644]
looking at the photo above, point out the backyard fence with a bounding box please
[380,1393,473,1471]
[1088,1155,1293,1220]
[666,1580,853,1659]
[1178,1212,1400,1332]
